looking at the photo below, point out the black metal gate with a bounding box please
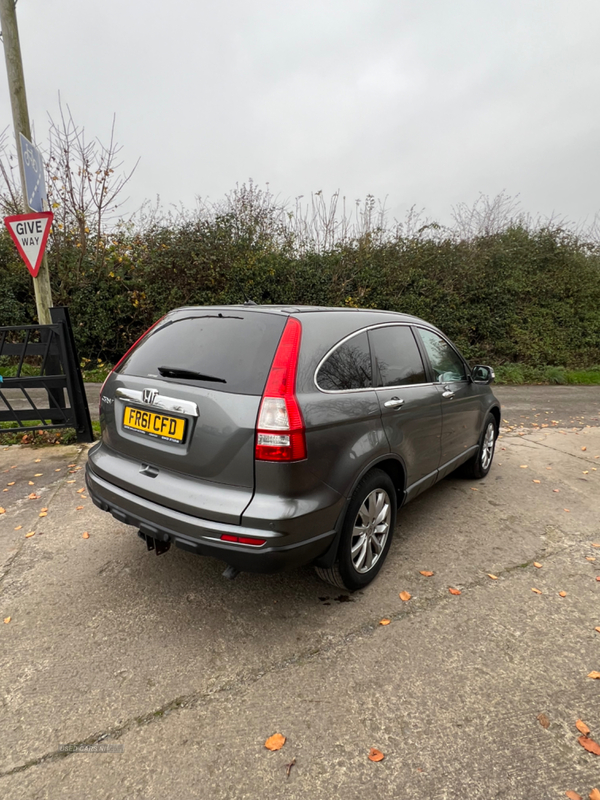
[0,306,94,442]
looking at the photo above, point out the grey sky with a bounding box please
[4,0,600,226]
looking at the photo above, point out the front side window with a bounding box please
[369,326,426,387]
[417,328,467,382]
[316,331,372,391]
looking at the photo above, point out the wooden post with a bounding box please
[0,0,53,324]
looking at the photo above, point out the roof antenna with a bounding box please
[232,274,257,305]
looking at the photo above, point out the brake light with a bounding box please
[255,317,306,462]
[98,316,166,417]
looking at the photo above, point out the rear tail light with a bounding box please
[98,316,166,416]
[255,317,306,462]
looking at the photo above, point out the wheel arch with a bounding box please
[312,455,405,570]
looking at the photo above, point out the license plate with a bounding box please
[123,406,186,443]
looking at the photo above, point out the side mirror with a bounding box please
[471,365,495,384]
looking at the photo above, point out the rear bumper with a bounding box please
[85,464,337,573]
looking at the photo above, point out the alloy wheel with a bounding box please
[350,489,391,574]
[481,422,495,471]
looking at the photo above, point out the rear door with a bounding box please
[98,310,287,523]
[369,324,442,498]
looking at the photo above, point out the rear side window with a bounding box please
[369,325,426,387]
[316,331,372,391]
[117,312,287,395]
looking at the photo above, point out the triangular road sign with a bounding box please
[3,211,54,278]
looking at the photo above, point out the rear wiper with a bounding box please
[158,366,227,383]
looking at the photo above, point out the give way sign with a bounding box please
[3,211,53,278]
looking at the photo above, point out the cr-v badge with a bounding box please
[143,388,158,405]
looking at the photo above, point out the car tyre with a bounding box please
[315,469,397,591]
[460,413,497,479]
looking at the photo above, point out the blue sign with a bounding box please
[19,133,48,212]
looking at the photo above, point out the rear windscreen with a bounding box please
[117,312,287,395]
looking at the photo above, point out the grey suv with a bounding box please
[86,305,500,590]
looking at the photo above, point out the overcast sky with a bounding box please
[3,0,600,226]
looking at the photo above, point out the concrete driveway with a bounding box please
[1,389,599,799]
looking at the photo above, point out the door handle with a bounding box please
[384,397,405,409]
[442,389,455,399]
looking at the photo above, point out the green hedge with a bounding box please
[2,212,599,369]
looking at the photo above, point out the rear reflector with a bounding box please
[255,317,306,462]
[220,534,266,546]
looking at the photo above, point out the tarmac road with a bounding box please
[0,387,599,799]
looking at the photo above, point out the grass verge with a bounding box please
[0,420,101,447]
[494,364,600,385]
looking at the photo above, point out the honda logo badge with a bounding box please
[143,388,158,405]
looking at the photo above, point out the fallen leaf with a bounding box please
[470,487,478,491]
[399,591,412,602]
[76,506,84,510]
[82,531,90,539]
[531,588,542,594]
[565,791,582,800]
[264,733,286,751]
[590,789,600,800]
[578,735,600,755]
[520,465,528,468]
[586,557,596,562]
[596,577,600,582]
[54,468,61,472]
[559,591,567,597]
[28,481,34,486]
[419,570,434,577]
[39,512,47,518]
[487,574,499,580]
[25,531,35,538]
[28,493,38,500]
[587,671,600,679]
[564,509,571,512]
[534,562,542,568]
[40,507,48,512]
[553,489,560,492]
[0,507,5,514]
[7,481,14,486]
[533,479,541,484]
[583,471,589,475]
[66,480,75,483]
[368,748,384,762]
[592,543,600,548]
[34,458,41,463]
[379,618,391,625]
[582,446,587,451]
[576,719,591,736]
[3,617,10,624]
[34,473,42,477]
[77,488,85,493]
[537,712,550,728]
[14,525,22,530]
[595,627,600,633]
[449,587,461,595]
